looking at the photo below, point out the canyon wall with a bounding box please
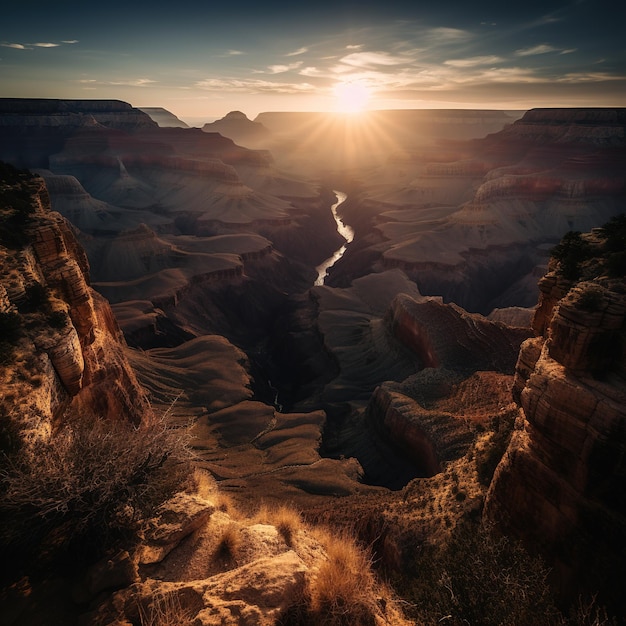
[0,167,150,445]
[328,107,626,313]
[484,225,626,611]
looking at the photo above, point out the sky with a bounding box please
[1,0,624,124]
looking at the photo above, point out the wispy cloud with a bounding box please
[445,56,504,68]
[2,40,78,50]
[515,44,559,56]
[556,71,626,83]
[286,47,308,57]
[218,49,245,57]
[195,77,315,94]
[74,78,156,87]
[300,67,323,77]
[338,51,411,69]
[266,62,303,74]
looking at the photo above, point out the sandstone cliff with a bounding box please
[484,222,626,611]
[0,165,150,445]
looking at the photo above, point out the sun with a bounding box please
[333,81,371,113]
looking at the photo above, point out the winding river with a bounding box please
[314,191,353,286]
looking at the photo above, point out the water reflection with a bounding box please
[314,191,353,286]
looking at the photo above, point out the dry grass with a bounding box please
[138,591,196,626]
[254,503,303,547]
[280,526,382,626]
[215,522,242,562]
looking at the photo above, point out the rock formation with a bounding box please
[140,107,190,128]
[484,224,626,611]
[203,110,271,147]
[0,166,150,446]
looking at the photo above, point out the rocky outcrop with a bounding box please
[484,227,626,610]
[387,293,531,373]
[203,110,271,147]
[77,485,411,626]
[360,293,530,477]
[0,98,157,131]
[0,171,150,442]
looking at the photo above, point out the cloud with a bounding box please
[338,51,410,69]
[195,77,315,94]
[445,56,504,68]
[556,71,626,83]
[266,62,303,74]
[300,66,323,77]
[75,78,156,87]
[515,44,559,57]
[108,78,156,86]
[219,50,245,57]
[286,47,308,57]
[2,40,78,50]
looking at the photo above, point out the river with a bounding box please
[314,191,353,286]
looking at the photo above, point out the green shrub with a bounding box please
[600,214,626,253]
[551,231,592,280]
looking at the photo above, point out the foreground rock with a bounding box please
[80,482,411,626]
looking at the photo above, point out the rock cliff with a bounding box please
[0,165,150,445]
[484,222,626,611]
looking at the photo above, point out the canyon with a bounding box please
[1,99,625,623]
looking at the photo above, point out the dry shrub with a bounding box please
[281,527,380,626]
[138,590,196,626]
[0,412,194,571]
[398,520,562,625]
[215,522,241,562]
[255,503,302,547]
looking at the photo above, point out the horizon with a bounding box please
[1,0,624,123]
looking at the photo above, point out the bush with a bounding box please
[0,412,194,573]
[476,414,515,487]
[47,310,68,329]
[19,282,50,314]
[398,521,561,625]
[281,527,380,626]
[551,231,592,280]
[254,503,302,547]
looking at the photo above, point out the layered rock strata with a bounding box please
[327,108,626,313]
[0,171,150,443]
[484,228,626,610]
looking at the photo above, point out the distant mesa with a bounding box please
[139,107,189,128]
[0,97,157,131]
[203,110,271,147]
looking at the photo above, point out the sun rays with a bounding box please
[332,81,372,114]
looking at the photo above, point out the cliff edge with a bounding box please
[0,163,150,445]
[484,219,626,610]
